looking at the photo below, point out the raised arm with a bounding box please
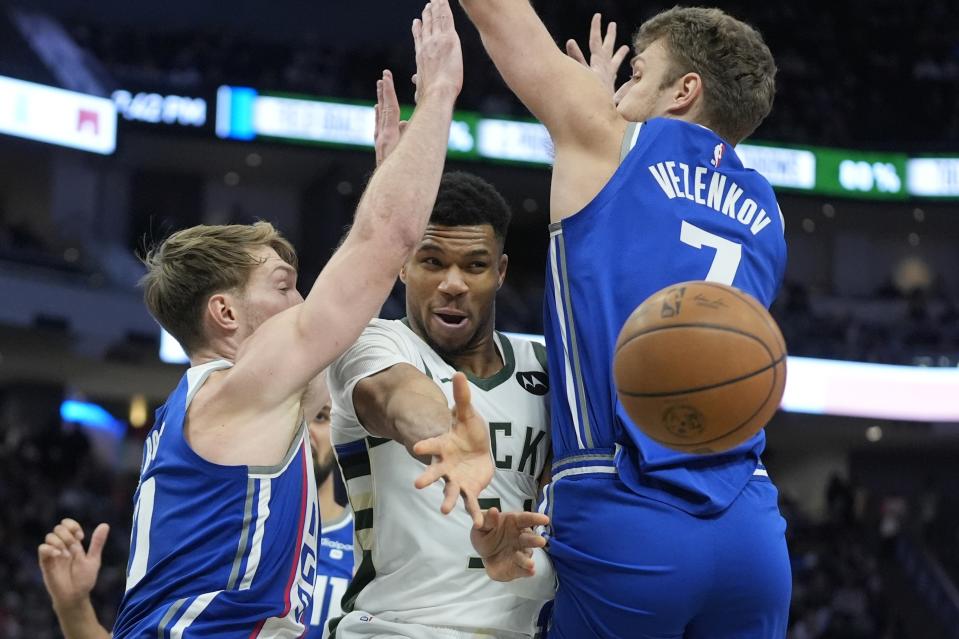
[226,0,463,408]
[458,0,623,147]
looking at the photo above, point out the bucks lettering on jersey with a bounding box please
[328,319,550,637]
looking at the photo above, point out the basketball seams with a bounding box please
[616,322,776,362]
[699,281,786,357]
[639,359,785,449]
[618,353,786,398]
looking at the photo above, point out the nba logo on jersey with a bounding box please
[711,142,724,167]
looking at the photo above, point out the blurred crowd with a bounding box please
[771,283,959,366]
[0,396,134,638]
[62,0,959,149]
[781,473,955,639]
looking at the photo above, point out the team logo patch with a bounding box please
[515,371,549,396]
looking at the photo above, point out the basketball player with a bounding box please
[93,3,474,635]
[458,4,791,637]
[305,404,354,637]
[36,408,353,639]
[323,70,552,637]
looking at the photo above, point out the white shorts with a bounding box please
[328,611,530,639]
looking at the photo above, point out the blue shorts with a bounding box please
[543,453,791,639]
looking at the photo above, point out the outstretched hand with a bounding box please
[470,507,549,581]
[565,13,630,96]
[37,519,109,612]
[413,372,494,527]
[412,0,463,101]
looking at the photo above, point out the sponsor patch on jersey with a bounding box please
[515,371,549,396]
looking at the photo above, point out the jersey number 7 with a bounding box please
[680,220,742,285]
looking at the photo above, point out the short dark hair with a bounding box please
[430,172,512,246]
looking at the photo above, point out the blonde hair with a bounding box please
[635,6,777,145]
[140,222,297,354]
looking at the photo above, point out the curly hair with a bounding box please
[429,172,512,247]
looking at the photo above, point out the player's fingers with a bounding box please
[374,91,383,140]
[612,45,630,70]
[382,71,399,116]
[87,523,110,562]
[441,480,459,515]
[512,511,550,530]
[45,533,67,553]
[52,524,78,546]
[485,506,501,531]
[38,543,62,560]
[398,121,409,136]
[513,550,535,574]
[603,21,618,53]
[412,436,442,460]
[589,13,603,52]
[451,372,476,423]
[60,518,84,539]
[430,0,453,32]
[413,458,445,489]
[421,2,433,40]
[464,491,484,528]
[68,539,84,560]
[565,39,587,66]
[412,18,423,55]
[518,531,547,549]
[381,70,394,99]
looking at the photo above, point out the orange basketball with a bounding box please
[613,281,787,455]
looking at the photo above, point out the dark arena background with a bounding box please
[2,0,959,637]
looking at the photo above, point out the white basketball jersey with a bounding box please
[328,319,551,638]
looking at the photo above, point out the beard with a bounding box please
[314,451,336,486]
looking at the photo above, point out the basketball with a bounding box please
[613,281,787,455]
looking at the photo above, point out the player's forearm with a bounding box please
[458,0,563,116]
[53,599,112,639]
[356,364,454,453]
[386,390,454,454]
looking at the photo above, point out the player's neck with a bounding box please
[318,475,345,525]
[189,340,238,367]
[447,331,503,379]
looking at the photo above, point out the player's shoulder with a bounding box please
[498,332,549,392]
[364,317,408,337]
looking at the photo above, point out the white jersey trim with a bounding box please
[169,590,222,638]
[239,478,271,590]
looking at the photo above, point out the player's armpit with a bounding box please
[458,0,624,150]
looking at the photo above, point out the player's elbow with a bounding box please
[351,204,422,256]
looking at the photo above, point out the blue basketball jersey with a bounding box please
[544,118,787,516]
[113,360,320,637]
[304,511,353,638]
